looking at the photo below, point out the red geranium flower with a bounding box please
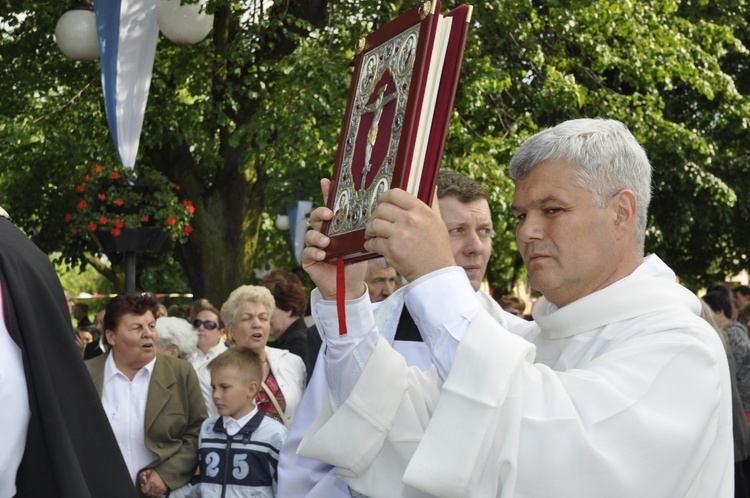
[68,163,195,245]
[182,199,195,214]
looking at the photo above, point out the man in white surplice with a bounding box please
[299,118,733,497]
[278,172,521,497]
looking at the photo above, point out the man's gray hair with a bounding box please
[508,118,652,251]
[367,257,392,270]
[155,316,199,360]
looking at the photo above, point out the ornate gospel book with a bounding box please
[323,1,472,262]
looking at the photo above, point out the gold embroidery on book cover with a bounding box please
[330,24,420,236]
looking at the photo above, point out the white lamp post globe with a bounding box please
[55,8,99,61]
[275,215,290,231]
[157,0,214,45]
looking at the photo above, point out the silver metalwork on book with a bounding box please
[330,23,420,236]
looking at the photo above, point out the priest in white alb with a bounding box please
[298,118,733,497]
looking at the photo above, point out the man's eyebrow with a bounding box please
[511,195,564,212]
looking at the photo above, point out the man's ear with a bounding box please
[612,189,637,238]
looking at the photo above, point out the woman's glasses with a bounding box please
[193,319,219,330]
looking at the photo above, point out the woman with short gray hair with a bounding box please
[221,285,306,427]
[156,316,199,361]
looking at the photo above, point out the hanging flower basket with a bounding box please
[65,163,195,251]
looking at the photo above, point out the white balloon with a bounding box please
[55,9,99,61]
[157,0,214,45]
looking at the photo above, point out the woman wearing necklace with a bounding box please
[220,285,306,428]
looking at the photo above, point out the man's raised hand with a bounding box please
[364,189,455,283]
[302,179,367,301]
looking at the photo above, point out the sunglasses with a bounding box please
[193,319,219,330]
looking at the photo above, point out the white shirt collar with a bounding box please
[222,405,259,436]
[104,351,157,382]
[533,254,700,339]
[200,341,227,360]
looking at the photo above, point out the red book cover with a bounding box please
[323,1,471,263]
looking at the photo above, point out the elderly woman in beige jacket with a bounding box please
[86,292,206,498]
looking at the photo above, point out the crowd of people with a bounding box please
[2,117,749,497]
[71,281,310,496]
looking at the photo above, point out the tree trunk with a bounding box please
[145,1,328,306]
[175,165,268,306]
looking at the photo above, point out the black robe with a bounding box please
[0,217,136,497]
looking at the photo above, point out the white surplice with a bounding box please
[299,255,734,498]
[277,285,510,497]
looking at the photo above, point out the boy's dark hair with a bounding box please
[703,290,733,320]
[733,285,750,298]
[208,346,263,385]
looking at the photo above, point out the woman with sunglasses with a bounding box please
[221,285,306,428]
[190,304,227,417]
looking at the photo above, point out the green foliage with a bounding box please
[444,0,750,291]
[2,0,750,299]
[55,256,113,297]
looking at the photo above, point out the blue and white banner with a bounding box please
[94,0,159,169]
[288,200,313,266]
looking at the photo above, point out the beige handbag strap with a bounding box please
[261,381,290,429]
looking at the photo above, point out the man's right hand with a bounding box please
[364,189,455,283]
[302,179,367,301]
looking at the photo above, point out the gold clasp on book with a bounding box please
[356,38,366,54]
[419,1,431,19]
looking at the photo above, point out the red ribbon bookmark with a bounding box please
[336,258,347,335]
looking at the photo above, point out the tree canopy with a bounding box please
[1,0,748,304]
